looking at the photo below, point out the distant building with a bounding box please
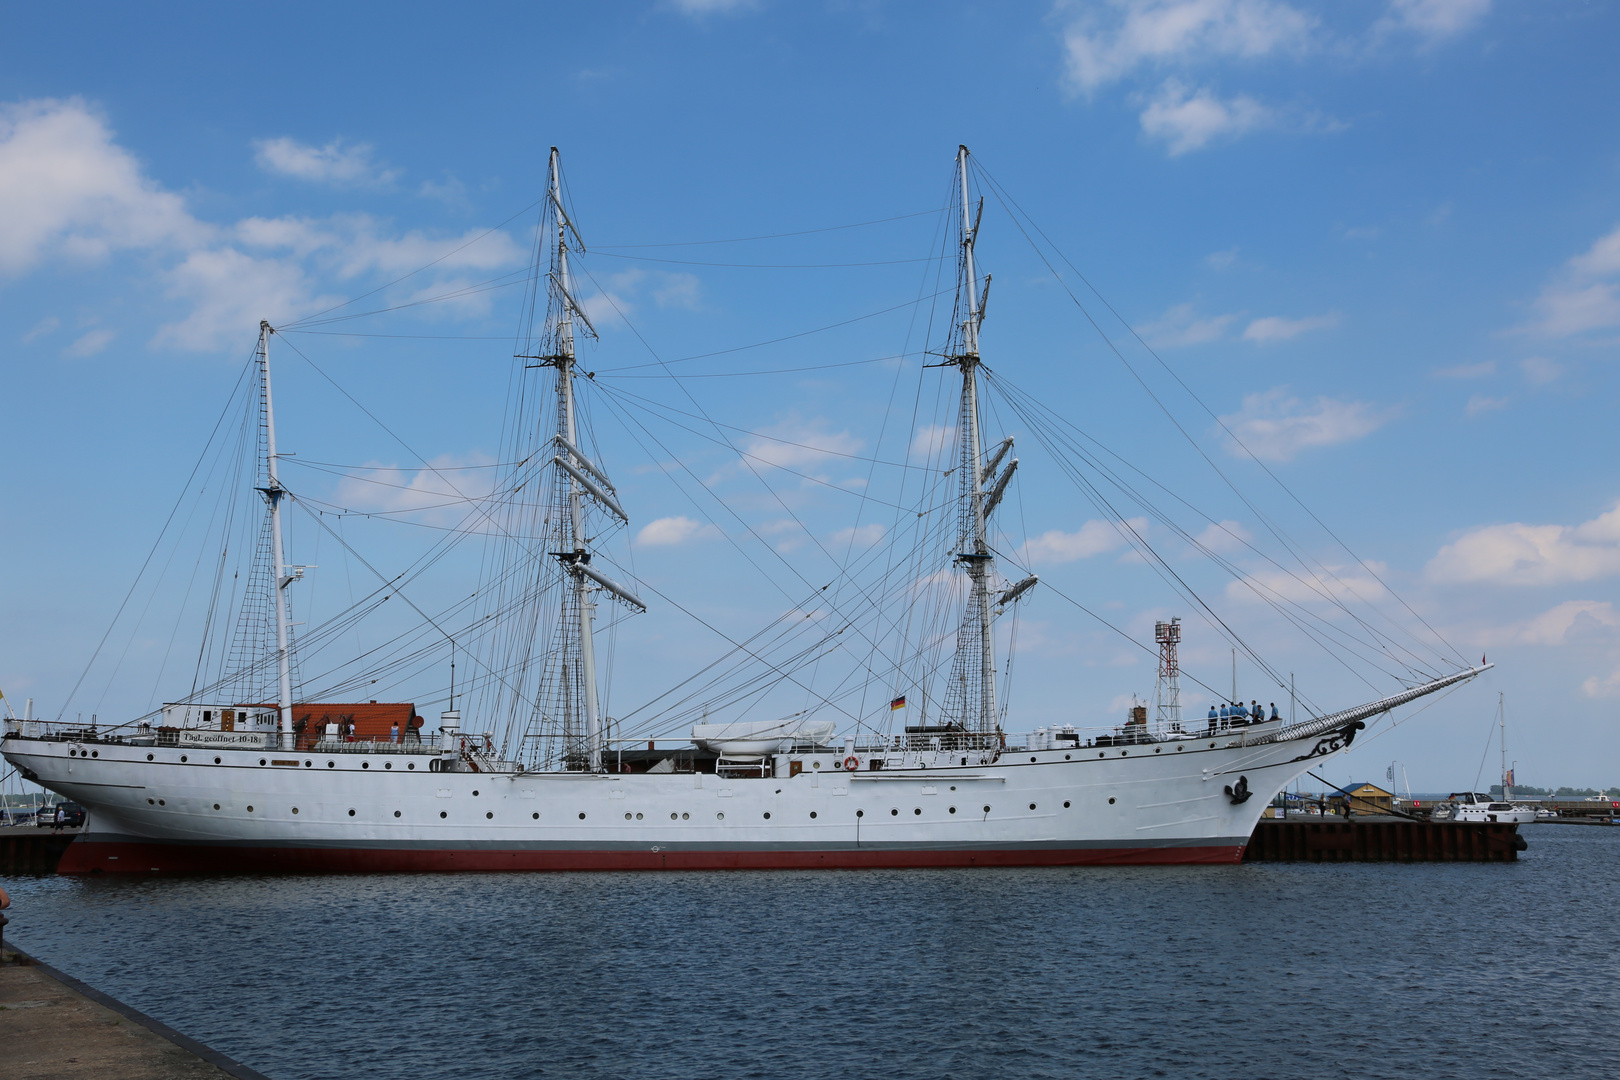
[1329,782,1394,816]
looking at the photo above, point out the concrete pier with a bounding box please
[0,947,270,1080]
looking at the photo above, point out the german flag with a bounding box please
[889,695,906,710]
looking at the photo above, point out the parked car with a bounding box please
[36,801,86,828]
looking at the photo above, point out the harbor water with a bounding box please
[5,825,1617,1079]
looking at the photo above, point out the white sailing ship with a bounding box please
[3,147,1489,872]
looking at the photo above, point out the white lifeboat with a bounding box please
[690,718,838,757]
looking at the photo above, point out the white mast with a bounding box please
[954,145,996,733]
[543,148,642,773]
[1499,692,1510,801]
[259,320,295,751]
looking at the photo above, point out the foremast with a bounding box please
[946,145,1004,735]
[539,148,644,772]
[256,320,297,751]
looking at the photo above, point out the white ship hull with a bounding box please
[5,722,1348,872]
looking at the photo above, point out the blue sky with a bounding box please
[2,0,1619,792]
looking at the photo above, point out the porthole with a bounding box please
[1065,754,1071,760]
[1029,803,1037,810]
[1155,747,1162,753]
[147,753,154,761]
[473,790,480,797]
[579,812,587,820]
[68,749,75,757]
[213,803,220,810]
[763,812,771,819]
[1176,746,1184,752]
[394,810,401,818]
[91,750,99,758]
[625,813,633,820]
[362,762,369,770]
[532,812,540,820]
[982,805,991,813]
[949,806,957,814]
[293,807,300,814]
[246,806,254,813]
[259,758,266,766]
[813,761,821,769]
[147,798,155,805]
[214,757,221,764]
[305,760,313,767]
[914,808,922,815]
[347,808,356,817]
[717,812,725,820]
[181,755,188,763]
[889,808,898,817]
[856,810,864,817]
[1064,801,1071,808]
[1030,756,1037,762]
[407,762,415,770]
[681,812,690,820]
[809,811,817,819]
[1209,743,1216,748]
[486,812,493,820]
[1098,752,1105,758]
[672,813,679,820]
[328,761,335,768]
[440,811,447,819]
[1108,797,1117,805]
[385,762,392,770]
[1122,751,1128,756]
[158,799,165,806]
[635,813,643,820]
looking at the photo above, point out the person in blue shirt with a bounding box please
[1218,703,1229,723]
[1269,703,1280,721]
[1207,705,1218,733]
[1250,700,1262,722]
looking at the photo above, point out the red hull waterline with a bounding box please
[57,839,1247,875]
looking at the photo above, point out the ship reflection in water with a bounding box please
[7,825,1618,1080]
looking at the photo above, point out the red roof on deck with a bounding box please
[288,702,423,749]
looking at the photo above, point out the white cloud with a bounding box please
[1520,356,1561,385]
[1022,518,1146,564]
[328,453,497,527]
[1142,302,1236,346]
[652,272,701,310]
[1464,394,1508,417]
[62,328,114,357]
[1226,562,1388,605]
[665,0,757,14]
[1376,0,1491,42]
[910,424,956,462]
[22,316,60,342]
[153,247,334,352]
[1139,79,1273,155]
[1434,360,1494,379]
[1192,519,1251,554]
[1241,310,1340,343]
[1509,601,1619,647]
[0,98,207,276]
[1530,224,1620,337]
[1218,387,1392,461]
[236,213,523,278]
[830,523,886,549]
[253,137,399,186]
[1427,504,1620,587]
[1060,0,1315,95]
[740,420,863,475]
[1583,665,1620,699]
[637,515,719,546]
[1205,247,1239,269]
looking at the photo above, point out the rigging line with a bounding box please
[281,197,547,328]
[56,353,257,721]
[593,208,939,249]
[282,457,525,472]
[971,161,1464,669]
[988,376,1421,686]
[287,274,530,329]
[591,251,942,269]
[593,381,935,471]
[986,373,1440,678]
[594,285,957,372]
[596,355,910,379]
[280,332,517,341]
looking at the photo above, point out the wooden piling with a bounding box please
[1244,818,1526,862]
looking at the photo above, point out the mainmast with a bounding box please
[258,320,296,751]
[540,148,644,772]
[951,145,998,734]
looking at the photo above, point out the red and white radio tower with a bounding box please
[1154,617,1182,733]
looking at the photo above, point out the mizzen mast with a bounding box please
[257,320,297,751]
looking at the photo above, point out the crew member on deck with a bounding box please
[390,720,400,744]
[1207,705,1218,733]
[1250,700,1262,722]
[1269,703,1280,721]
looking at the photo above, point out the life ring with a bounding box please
[844,755,859,771]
